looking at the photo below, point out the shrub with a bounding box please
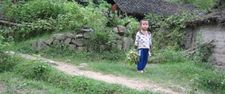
[13,60,149,94]
[0,35,8,51]
[5,0,65,22]
[15,61,52,80]
[3,0,108,40]
[0,54,18,72]
[145,12,197,50]
[88,31,113,52]
[150,48,188,63]
[126,49,139,65]
[107,14,139,36]
[193,71,225,94]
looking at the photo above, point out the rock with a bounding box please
[76,34,84,39]
[100,45,106,50]
[52,34,65,40]
[113,27,118,33]
[77,47,86,51]
[65,33,75,38]
[113,25,126,36]
[112,42,117,48]
[64,38,72,45]
[117,25,126,33]
[123,37,133,50]
[77,0,88,3]
[71,39,84,47]
[44,38,54,45]
[83,32,91,39]
[32,40,49,50]
[115,34,122,40]
[32,41,38,50]
[81,28,94,32]
[68,44,77,51]
[117,40,123,50]
[52,40,60,45]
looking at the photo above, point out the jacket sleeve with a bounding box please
[134,32,139,46]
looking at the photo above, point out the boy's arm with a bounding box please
[134,32,139,49]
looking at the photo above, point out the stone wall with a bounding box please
[32,28,133,52]
[184,25,225,68]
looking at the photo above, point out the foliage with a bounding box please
[107,13,139,36]
[145,12,197,51]
[5,0,65,22]
[0,35,8,51]
[193,70,225,94]
[191,42,215,63]
[0,54,18,72]
[88,31,114,52]
[15,61,51,80]
[126,49,139,65]
[10,59,150,94]
[2,0,108,41]
[150,48,188,63]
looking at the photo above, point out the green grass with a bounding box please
[0,72,71,94]
[8,38,225,94]
[0,55,152,94]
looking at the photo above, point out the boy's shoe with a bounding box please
[137,70,144,73]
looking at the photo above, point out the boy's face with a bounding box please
[141,20,149,31]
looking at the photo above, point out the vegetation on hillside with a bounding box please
[0,0,225,93]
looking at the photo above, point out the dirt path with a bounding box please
[0,82,5,94]
[6,51,185,94]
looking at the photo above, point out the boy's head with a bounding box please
[140,19,149,31]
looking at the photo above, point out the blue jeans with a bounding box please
[137,48,149,71]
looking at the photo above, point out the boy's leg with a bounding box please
[137,49,149,70]
[142,49,149,70]
[137,49,143,70]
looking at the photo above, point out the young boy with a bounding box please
[134,19,152,73]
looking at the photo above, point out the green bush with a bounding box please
[150,48,188,63]
[126,49,139,65]
[194,71,225,94]
[0,54,18,72]
[107,14,139,36]
[145,12,196,50]
[3,0,108,40]
[15,61,52,80]
[88,31,113,52]
[0,35,8,51]
[5,0,65,22]
[12,60,149,94]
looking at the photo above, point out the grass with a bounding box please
[8,38,225,94]
[0,72,70,94]
[0,55,152,94]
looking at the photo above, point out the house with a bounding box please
[183,8,225,68]
[106,0,196,20]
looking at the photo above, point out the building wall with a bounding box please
[184,25,225,67]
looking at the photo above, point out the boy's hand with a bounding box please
[134,45,138,49]
[148,51,151,56]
